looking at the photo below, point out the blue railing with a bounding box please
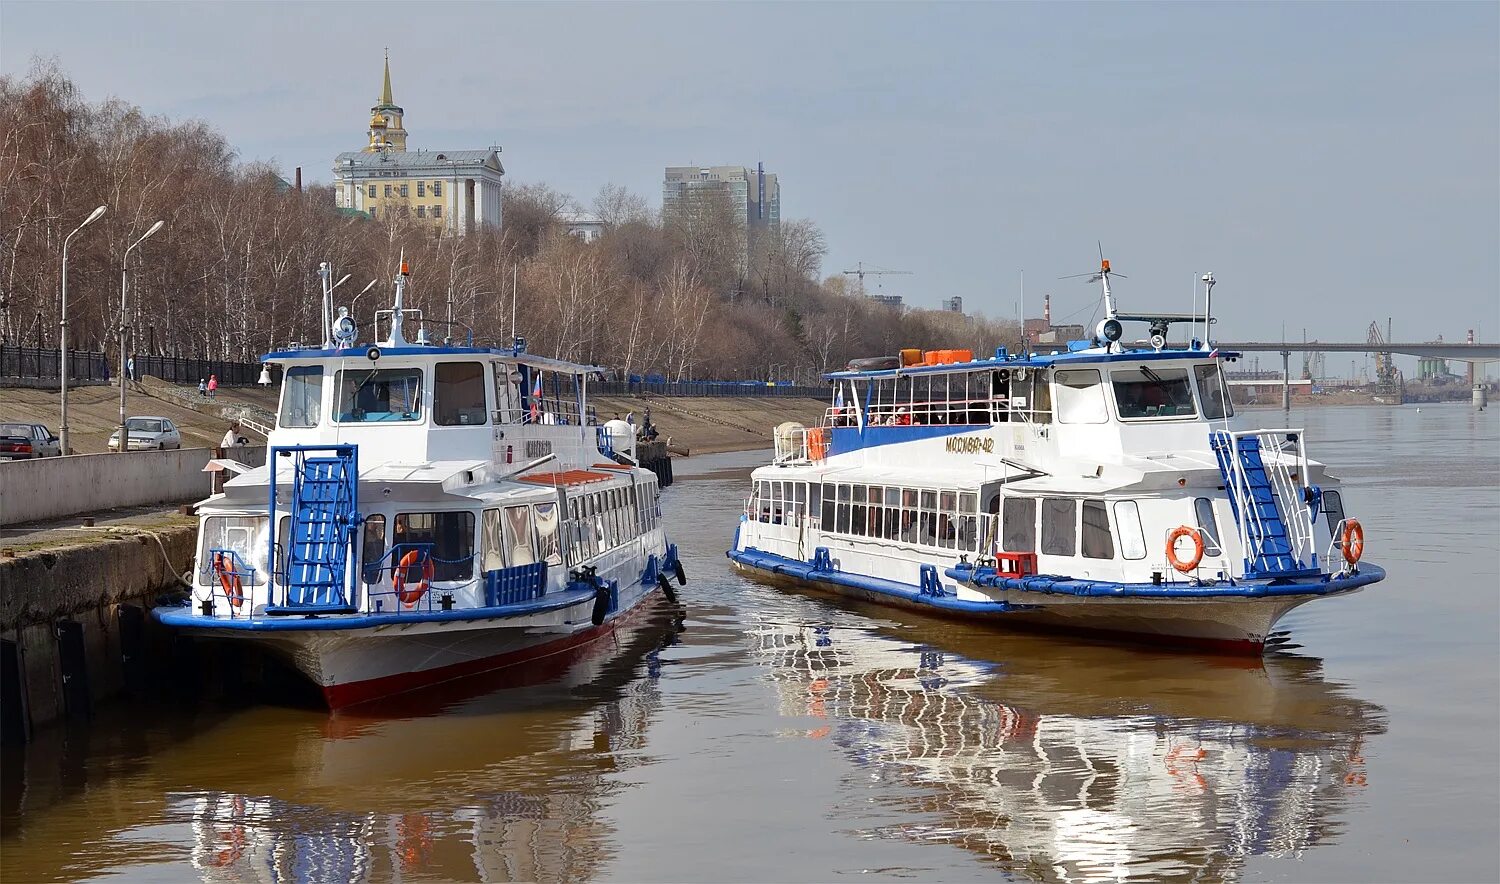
[203,548,261,618]
[485,562,549,606]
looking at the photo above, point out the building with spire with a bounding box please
[333,53,504,233]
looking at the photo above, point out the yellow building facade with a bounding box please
[333,54,504,233]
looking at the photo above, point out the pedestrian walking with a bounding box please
[198,378,207,397]
[207,374,218,398]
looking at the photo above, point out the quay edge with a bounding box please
[0,516,197,741]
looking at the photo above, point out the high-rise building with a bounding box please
[941,296,964,314]
[662,164,780,269]
[333,53,505,234]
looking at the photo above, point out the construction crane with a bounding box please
[1367,319,1400,384]
[842,262,912,294]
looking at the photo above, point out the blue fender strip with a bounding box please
[153,586,597,632]
[727,547,1031,616]
[944,561,1385,599]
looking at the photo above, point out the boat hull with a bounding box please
[159,582,667,709]
[730,553,1382,653]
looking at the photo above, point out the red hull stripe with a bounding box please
[323,617,621,709]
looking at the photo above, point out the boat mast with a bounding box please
[387,257,410,347]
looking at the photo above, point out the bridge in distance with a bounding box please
[1214,341,1500,363]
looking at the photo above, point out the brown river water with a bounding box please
[1,404,1496,882]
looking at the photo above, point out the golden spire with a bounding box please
[380,49,394,107]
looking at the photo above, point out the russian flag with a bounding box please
[529,372,543,422]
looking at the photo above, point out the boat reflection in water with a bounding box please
[749,614,1383,882]
[171,602,682,883]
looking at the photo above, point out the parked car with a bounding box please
[0,422,62,460]
[108,416,183,451]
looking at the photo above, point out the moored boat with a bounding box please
[154,261,686,707]
[728,259,1382,651]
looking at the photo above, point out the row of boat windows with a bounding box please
[751,480,1344,562]
[279,362,585,428]
[199,480,661,587]
[1054,364,1233,423]
[750,480,984,553]
[832,362,1234,426]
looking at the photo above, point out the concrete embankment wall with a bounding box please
[0,515,197,740]
[1,446,266,526]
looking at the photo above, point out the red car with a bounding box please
[0,422,62,460]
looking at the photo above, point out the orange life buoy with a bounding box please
[213,552,245,608]
[1166,525,1204,573]
[1341,519,1364,565]
[393,550,435,606]
[807,427,828,461]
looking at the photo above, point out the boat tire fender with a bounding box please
[657,573,679,605]
[673,559,687,586]
[591,583,611,626]
[1166,525,1204,573]
[1341,519,1365,565]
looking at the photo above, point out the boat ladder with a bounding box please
[267,445,360,614]
[1209,429,1319,578]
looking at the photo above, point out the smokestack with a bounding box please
[1043,292,1051,325]
[295,167,302,192]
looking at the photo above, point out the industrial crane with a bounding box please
[842,262,912,294]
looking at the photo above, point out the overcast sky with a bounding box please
[5,1,1497,357]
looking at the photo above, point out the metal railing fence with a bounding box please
[0,345,262,386]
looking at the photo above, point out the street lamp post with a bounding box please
[116,221,165,453]
[59,204,107,455]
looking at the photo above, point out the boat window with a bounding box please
[434,362,488,426]
[1322,489,1346,532]
[1031,373,1053,423]
[957,492,979,552]
[502,505,536,566]
[394,511,474,581]
[481,509,505,572]
[1113,501,1147,560]
[851,486,868,536]
[836,484,851,534]
[1001,497,1036,552]
[1041,498,1077,556]
[809,483,823,529]
[362,514,387,583]
[279,366,323,428]
[1055,370,1109,424]
[1112,367,1197,420]
[335,367,423,423]
[914,490,934,546]
[892,489,911,544]
[200,515,272,584]
[534,502,563,565]
[493,364,521,422]
[1081,500,1115,559]
[1194,498,1223,556]
[1193,363,1234,419]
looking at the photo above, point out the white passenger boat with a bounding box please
[729,260,1383,651]
[155,262,685,707]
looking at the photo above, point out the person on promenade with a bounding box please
[207,374,218,398]
[198,378,207,397]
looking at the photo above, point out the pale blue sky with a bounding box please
[5,1,1497,357]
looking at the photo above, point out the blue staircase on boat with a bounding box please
[1209,432,1303,577]
[268,445,359,614]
